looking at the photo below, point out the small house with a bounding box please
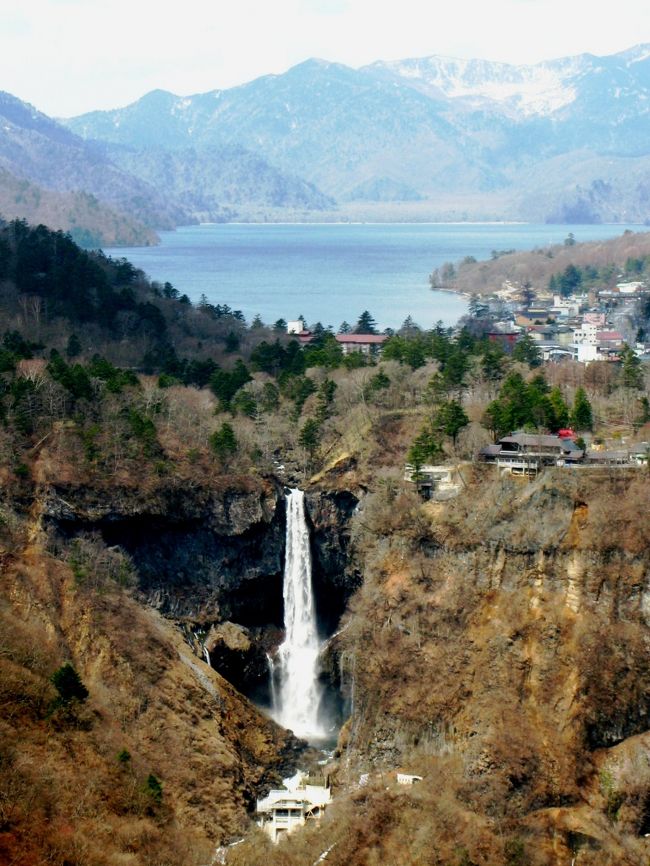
[287,320,316,346]
[335,334,387,356]
[396,771,423,786]
[404,463,462,499]
[479,434,584,474]
[256,778,331,843]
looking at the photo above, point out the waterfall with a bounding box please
[266,652,277,711]
[203,645,211,666]
[272,488,325,739]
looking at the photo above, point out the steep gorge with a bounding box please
[4,445,650,866]
[0,461,360,865]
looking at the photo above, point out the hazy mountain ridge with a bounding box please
[364,54,584,116]
[366,44,650,120]
[0,91,188,234]
[103,142,335,219]
[0,89,333,240]
[0,167,158,246]
[2,45,650,234]
[62,45,650,223]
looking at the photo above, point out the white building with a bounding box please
[287,320,306,335]
[256,777,331,843]
[403,464,462,500]
[570,324,623,362]
[552,295,582,317]
[616,281,644,294]
[397,772,423,786]
[573,343,601,363]
[572,322,598,345]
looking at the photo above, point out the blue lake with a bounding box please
[104,223,645,331]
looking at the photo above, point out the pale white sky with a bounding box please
[1,0,648,117]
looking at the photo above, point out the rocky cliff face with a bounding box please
[11,454,650,865]
[42,477,359,619]
[41,476,360,706]
[0,507,310,866]
[329,469,650,863]
[43,476,285,622]
[305,488,361,633]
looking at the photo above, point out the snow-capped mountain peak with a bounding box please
[365,54,584,117]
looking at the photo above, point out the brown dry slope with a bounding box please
[0,494,300,866]
[327,469,650,865]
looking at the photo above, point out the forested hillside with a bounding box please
[432,228,650,295]
[0,168,158,248]
[1,221,649,865]
[0,91,188,244]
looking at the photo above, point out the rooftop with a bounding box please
[335,334,387,344]
[500,434,582,451]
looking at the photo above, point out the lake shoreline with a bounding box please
[104,223,644,331]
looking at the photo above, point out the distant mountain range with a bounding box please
[0,91,333,244]
[3,45,650,244]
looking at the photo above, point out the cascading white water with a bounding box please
[271,488,325,739]
[266,652,278,712]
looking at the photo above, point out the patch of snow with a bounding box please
[376,55,580,116]
[398,66,423,80]
[626,48,650,65]
[171,97,192,117]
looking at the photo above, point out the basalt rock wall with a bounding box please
[42,477,361,634]
[305,488,361,634]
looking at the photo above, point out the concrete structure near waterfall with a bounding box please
[256,778,332,842]
[403,463,463,499]
[396,771,423,786]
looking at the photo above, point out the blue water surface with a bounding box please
[104,223,644,330]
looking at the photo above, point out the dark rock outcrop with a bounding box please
[205,621,275,707]
[305,489,362,634]
[42,477,363,634]
[42,477,287,622]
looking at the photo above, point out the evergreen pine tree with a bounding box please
[51,663,89,705]
[353,311,378,335]
[210,423,237,460]
[619,344,644,390]
[549,386,570,429]
[571,387,593,431]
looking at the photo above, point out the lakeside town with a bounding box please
[477,276,650,365]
